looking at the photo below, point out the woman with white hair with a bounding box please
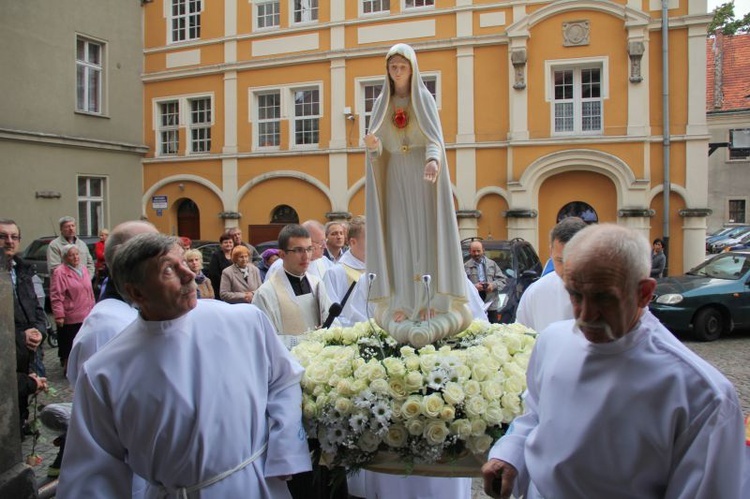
[50,244,95,371]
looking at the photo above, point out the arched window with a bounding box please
[271,204,299,224]
[556,201,598,224]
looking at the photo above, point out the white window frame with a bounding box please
[545,57,608,137]
[727,198,748,224]
[77,176,107,237]
[255,90,282,150]
[254,0,280,31]
[249,84,322,150]
[153,93,214,157]
[158,100,180,156]
[167,0,203,44]
[76,36,105,115]
[291,86,321,148]
[188,97,212,154]
[355,73,440,144]
[403,0,434,10]
[360,0,390,16]
[290,0,318,25]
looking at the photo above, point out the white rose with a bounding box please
[367,362,387,381]
[404,371,423,391]
[442,382,465,405]
[470,418,487,436]
[423,420,449,445]
[464,396,488,418]
[481,379,504,401]
[422,394,444,418]
[334,397,353,415]
[471,362,492,382]
[401,395,423,419]
[383,357,406,377]
[388,378,408,399]
[501,393,522,417]
[336,378,354,397]
[503,375,524,395]
[305,363,331,385]
[341,327,358,344]
[400,345,416,357]
[384,424,408,448]
[419,353,439,374]
[467,434,493,454]
[358,430,381,452]
[404,356,421,371]
[450,418,472,439]
[303,400,318,420]
[463,380,481,397]
[483,404,504,425]
[406,418,425,436]
[453,365,472,382]
[439,405,456,421]
[370,378,390,395]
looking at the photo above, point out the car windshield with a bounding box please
[688,253,750,280]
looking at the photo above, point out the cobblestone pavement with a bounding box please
[21,329,750,498]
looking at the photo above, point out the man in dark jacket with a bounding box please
[0,218,47,434]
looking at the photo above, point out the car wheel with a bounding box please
[692,307,724,342]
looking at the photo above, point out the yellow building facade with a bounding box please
[142,0,713,273]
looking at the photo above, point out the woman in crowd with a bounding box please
[220,245,262,303]
[50,244,95,371]
[206,231,234,294]
[185,249,214,299]
[257,248,280,281]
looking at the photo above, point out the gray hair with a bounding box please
[111,233,178,302]
[104,220,157,269]
[0,218,20,237]
[61,244,78,258]
[550,217,588,246]
[302,219,325,234]
[58,216,76,228]
[564,224,651,285]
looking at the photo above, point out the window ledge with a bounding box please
[75,110,109,119]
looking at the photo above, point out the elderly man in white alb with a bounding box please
[514,216,587,332]
[58,233,310,498]
[482,224,746,499]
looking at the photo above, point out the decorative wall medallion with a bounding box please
[563,20,590,47]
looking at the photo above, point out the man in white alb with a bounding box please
[324,216,365,317]
[266,220,333,281]
[482,224,746,499]
[58,233,310,498]
[253,223,335,348]
[514,216,586,332]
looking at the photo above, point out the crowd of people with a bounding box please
[4,41,748,499]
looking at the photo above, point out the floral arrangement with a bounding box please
[291,319,536,474]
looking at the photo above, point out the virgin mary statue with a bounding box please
[364,43,472,347]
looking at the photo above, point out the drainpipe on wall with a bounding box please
[662,0,671,276]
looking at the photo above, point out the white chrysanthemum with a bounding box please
[349,412,368,433]
[426,368,450,390]
[372,399,392,423]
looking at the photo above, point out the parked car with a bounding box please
[721,231,750,252]
[460,237,542,323]
[21,235,99,310]
[649,251,750,341]
[706,225,750,253]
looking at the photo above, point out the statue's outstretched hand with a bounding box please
[424,159,439,183]
[364,134,380,151]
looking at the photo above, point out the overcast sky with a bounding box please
[707,0,750,16]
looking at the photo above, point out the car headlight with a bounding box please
[655,294,683,305]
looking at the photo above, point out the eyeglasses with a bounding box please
[285,246,314,255]
[0,233,20,242]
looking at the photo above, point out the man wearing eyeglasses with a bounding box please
[0,218,48,435]
[252,224,336,350]
[251,224,346,499]
[265,220,333,282]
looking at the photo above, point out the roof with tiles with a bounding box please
[707,33,750,112]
